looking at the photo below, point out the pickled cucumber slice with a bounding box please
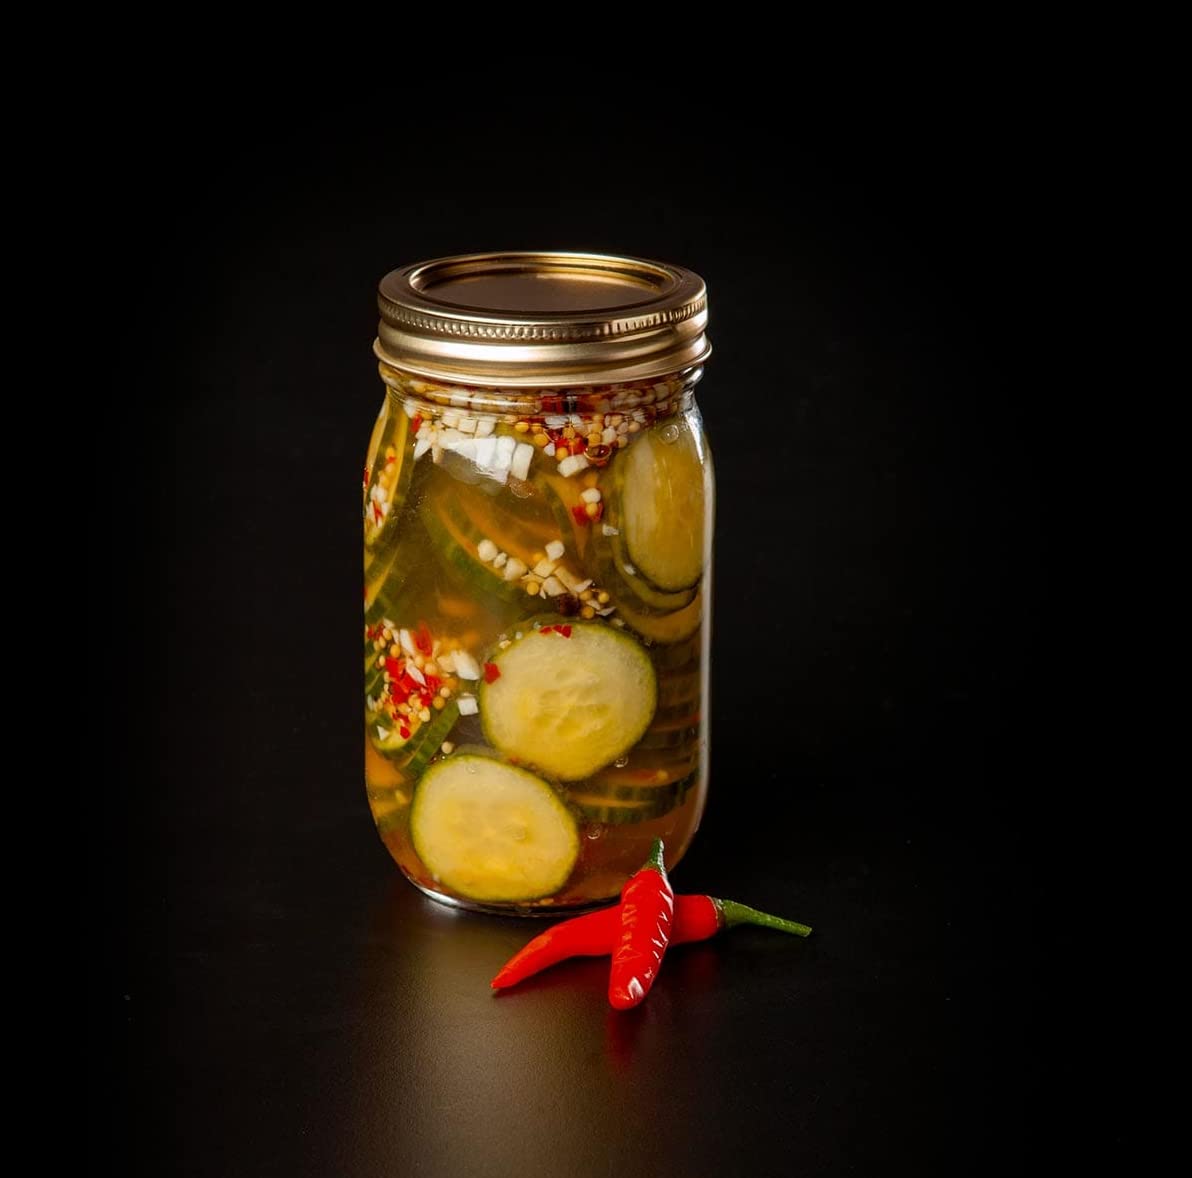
[364,403,416,550]
[411,755,580,902]
[480,623,657,780]
[616,416,707,592]
[618,593,704,644]
[369,701,460,774]
[568,769,698,824]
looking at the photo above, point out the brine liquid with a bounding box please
[363,369,712,910]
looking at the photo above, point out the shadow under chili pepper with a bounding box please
[604,1003,647,1071]
[603,943,723,1069]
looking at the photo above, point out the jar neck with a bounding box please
[378,361,703,420]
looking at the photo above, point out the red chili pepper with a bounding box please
[571,504,590,527]
[410,415,422,433]
[490,894,811,991]
[384,657,403,678]
[607,839,675,1010]
[414,621,434,656]
[483,662,501,684]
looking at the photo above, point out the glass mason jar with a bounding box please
[363,252,714,913]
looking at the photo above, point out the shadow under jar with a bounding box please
[363,252,714,913]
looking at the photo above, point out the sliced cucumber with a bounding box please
[615,415,707,592]
[364,402,416,551]
[411,754,580,902]
[618,593,704,644]
[480,622,657,780]
[369,701,460,774]
[567,770,698,824]
[598,533,699,612]
[418,496,528,607]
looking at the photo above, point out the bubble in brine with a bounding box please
[614,755,629,768]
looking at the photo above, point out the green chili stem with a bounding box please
[643,837,666,873]
[716,898,813,937]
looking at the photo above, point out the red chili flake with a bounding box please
[411,415,422,433]
[399,726,411,740]
[483,662,501,684]
[384,657,403,678]
[389,680,409,701]
[571,436,587,453]
[399,672,420,695]
[539,625,555,635]
[559,625,572,638]
[571,504,590,527]
[372,503,383,523]
[414,621,434,656]
[363,465,371,487]
[424,674,442,696]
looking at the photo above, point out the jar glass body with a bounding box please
[363,363,714,912]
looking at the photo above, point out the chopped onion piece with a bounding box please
[503,557,527,581]
[477,538,498,563]
[472,436,497,469]
[457,695,479,716]
[399,629,417,656]
[545,539,565,561]
[475,418,495,437]
[580,488,602,504]
[407,664,426,686]
[511,442,534,481]
[601,523,619,536]
[496,435,517,469]
[413,437,432,460]
[542,576,566,597]
[557,454,590,478]
[532,558,557,578]
[453,650,481,680]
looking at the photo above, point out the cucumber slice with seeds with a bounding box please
[411,754,579,902]
[480,622,657,780]
[616,415,708,592]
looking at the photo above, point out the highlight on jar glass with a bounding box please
[362,252,714,913]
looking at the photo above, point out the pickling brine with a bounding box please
[364,252,714,912]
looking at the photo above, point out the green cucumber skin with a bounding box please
[417,498,532,608]
[365,403,417,553]
[608,418,708,595]
[597,533,699,613]
[568,771,698,824]
[369,700,460,770]
[403,702,461,779]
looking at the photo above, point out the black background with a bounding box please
[95,81,1057,1176]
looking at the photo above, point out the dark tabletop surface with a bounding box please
[93,83,1054,1176]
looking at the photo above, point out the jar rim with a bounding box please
[375,251,711,387]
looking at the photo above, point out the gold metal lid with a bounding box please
[375,251,710,387]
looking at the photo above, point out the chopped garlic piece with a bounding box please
[453,651,481,680]
[545,539,565,561]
